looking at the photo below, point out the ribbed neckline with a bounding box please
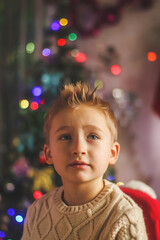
[53,180,115,214]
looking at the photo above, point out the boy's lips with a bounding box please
[69,161,90,169]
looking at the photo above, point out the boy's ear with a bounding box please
[43,144,53,165]
[109,142,120,165]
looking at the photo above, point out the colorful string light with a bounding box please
[68,33,77,41]
[0,231,6,238]
[26,42,35,54]
[59,18,68,26]
[42,48,51,57]
[111,64,121,75]
[19,99,29,109]
[7,208,15,216]
[51,21,60,31]
[57,38,66,46]
[75,52,86,63]
[15,215,23,223]
[30,102,39,110]
[94,79,103,89]
[41,73,50,84]
[32,86,42,97]
[33,191,43,200]
[147,51,157,62]
[116,182,124,186]
[71,49,79,57]
[107,175,115,181]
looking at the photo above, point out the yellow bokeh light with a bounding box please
[71,49,79,57]
[94,80,103,89]
[116,182,124,186]
[19,99,29,109]
[59,18,68,26]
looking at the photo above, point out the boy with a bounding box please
[22,82,147,239]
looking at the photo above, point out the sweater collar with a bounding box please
[53,180,116,214]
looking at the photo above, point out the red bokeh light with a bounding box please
[57,38,66,46]
[30,102,39,110]
[111,65,121,75]
[75,52,86,63]
[40,99,45,104]
[33,191,43,200]
[147,52,157,62]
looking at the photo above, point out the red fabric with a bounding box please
[120,187,160,240]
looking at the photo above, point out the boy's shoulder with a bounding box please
[104,180,144,216]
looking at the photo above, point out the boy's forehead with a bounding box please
[50,105,110,130]
[51,104,107,120]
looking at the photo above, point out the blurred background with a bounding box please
[0,0,160,239]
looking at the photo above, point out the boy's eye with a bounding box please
[88,134,98,140]
[59,134,71,140]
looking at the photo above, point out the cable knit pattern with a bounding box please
[21,180,148,240]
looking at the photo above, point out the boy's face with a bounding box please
[44,105,119,187]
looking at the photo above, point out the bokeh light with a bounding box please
[111,64,121,75]
[19,99,29,109]
[5,183,15,192]
[15,215,23,223]
[42,48,51,57]
[94,79,103,89]
[40,99,45,104]
[75,52,86,63]
[71,49,79,57]
[0,231,5,238]
[57,38,66,46]
[107,175,115,181]
[30,102,39,110]
[32,86,42,97]
[33,191,43,200]
[51,21,60,31]
[147,51,157,62]
[68,33,77,41]
[59,18,68,26]
[7,208,15,216]
[117,182,124,186]
[41,73,50,84]
[26,42,35,54]
[112,88,124,99]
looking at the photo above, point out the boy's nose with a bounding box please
[71,138,86,156]
[72,150,86,156]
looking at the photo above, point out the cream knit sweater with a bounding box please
[21,180,148,240]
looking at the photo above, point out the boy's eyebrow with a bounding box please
[84,125,103,132]
[54,125,104,134]
[54,126,71,134]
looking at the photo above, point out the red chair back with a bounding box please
[120,187,160,240]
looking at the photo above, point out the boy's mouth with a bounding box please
[69,161,90,169]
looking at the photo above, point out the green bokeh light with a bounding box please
[68,33,77,41]
[26,42,35,54]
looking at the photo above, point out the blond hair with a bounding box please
[44,82,117,144]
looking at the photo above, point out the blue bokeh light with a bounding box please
[32,86,42,96]
[7,208,15,216]
[51,21,60,31]
[107,175,115,181]
[0,231,6,238]
[42,48,51,57]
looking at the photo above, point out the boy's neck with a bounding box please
[62,179,104,206]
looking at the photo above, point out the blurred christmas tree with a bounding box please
[0,1,89,239]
